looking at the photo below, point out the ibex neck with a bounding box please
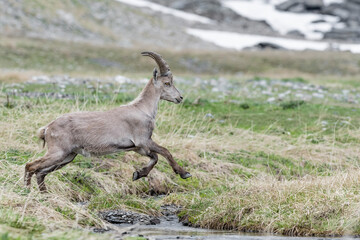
[131,78,160,119]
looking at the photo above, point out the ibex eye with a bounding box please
[165,82,171,86]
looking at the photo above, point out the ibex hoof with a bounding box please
[132,171,140,181]
[180,172,192,179]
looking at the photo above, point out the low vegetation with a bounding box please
[1,37,360,239]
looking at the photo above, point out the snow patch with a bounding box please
[186,28,360,53]
[323,0,344,5]
[223,0,339,40]
[115,0,213,24]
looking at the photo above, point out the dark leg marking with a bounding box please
[148,140,191,179]
[133,152,158,181]
[25,152,77,191]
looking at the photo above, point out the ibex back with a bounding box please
[24,51,192,192]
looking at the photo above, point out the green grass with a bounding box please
[1,37,360,77]
[1,37,360,238]
[6,80,360,141]
[200,150,335,179]
[176,99,360,138]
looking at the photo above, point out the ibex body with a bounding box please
[25,52,191,191]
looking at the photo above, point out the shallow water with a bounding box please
[114,215,358,240]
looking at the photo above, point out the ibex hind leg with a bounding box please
[24,155,51,189]
[25,151,76,192]
[35,153,77,192]
[24,166,35,189]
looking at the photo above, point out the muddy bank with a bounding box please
[98,204,235,240]
[99,204,182,227]
[100,209,161,225]
[98,205,358,240]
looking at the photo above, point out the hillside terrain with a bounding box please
[2,0,359,52]
[1,0,360,240]
[0,0,218,50]
[1,37,360,239]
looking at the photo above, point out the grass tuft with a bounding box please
[1,38,360,238]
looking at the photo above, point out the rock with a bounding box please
[345,1,360,11]
[348,0,360,4]
[0,0,220,51]
[304,0,324,10]
[311,19,326,23]
[161,204,182,216]
[289,3,307,12]
[149,0,275,35]
[276,0,323,12]
[323,5,350,20]
[205,113,214,118]
[287,30,305,38]
[100,210,160,225]
[276,0,302,11]
[255,42,286,50]
[156,0,243,22]
[276,0,360,42]
[348,20,360,28]
[92,228,111,233]
[324,28,360,41]
[267,97,276,103]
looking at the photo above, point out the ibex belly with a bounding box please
[74,138,136,157]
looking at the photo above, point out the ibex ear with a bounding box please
[153,68,158,81]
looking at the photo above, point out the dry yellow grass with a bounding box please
[1,38,360,238]
[1,91,360,238]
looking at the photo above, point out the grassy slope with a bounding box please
[1,37,360,78]
[1,38,360,238]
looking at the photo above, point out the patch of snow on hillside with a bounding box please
[223,0,339,39]
[323,0,344,5]
[115,0,213,24]
[187,28,360,53]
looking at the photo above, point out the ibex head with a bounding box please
[142,51,183,104]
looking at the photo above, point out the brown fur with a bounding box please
[24,52,191,192]
[38,127,46,148]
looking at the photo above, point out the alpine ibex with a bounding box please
[24,51,191,191]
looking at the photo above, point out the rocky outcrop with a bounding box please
[276,0,360,42]
[155,0,240,22]
[100,210,160,225]
[322,1,360,41]
[276,0,324,12]
[0,0,218,50]
[324,28,360,41]
[245,42,286,50]
[149,0,276,36]
[287,30,306,38]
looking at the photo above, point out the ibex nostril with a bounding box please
[180,96,183,100]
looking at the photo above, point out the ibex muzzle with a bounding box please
[24,51,191,192]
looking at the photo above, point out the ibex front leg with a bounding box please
[133,151,158,181]
[149,140,191,179]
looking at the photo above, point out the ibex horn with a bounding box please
[141,51,171,76]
